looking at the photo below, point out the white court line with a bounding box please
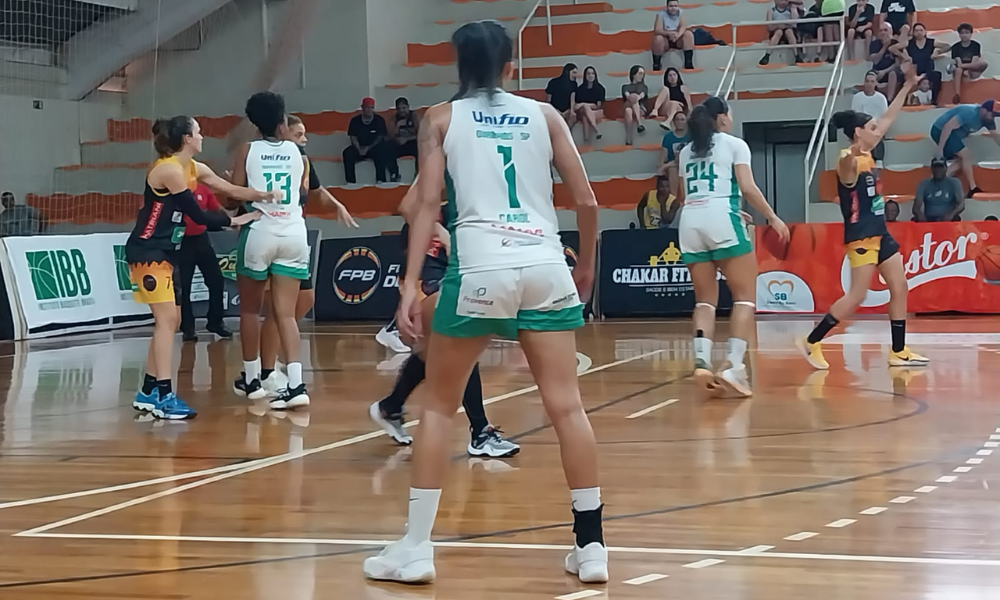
[624,573,668,585]
[625,398,679,419]
[683,559,725,569]
[985,442,1000,448]
[21,533,1000,567]
[954,466,973,473]
[784,532,819,541]
[826,519,857,528]
[889,496,915,504]
[990,434,1000,441]
[914,486,938,493]
[860,507,888,515]
[738,545,775,554]
[936,475,958,483]
[977,449,994,456]
[967,458,985,465]
[555,591,603,600]
[14,350,666,535]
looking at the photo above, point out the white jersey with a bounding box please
[677,131,751,214]
[245,139,306,236]
[443,91,566,274]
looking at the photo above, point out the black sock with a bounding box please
[261,368,274,381]
[807,313,839,344]
[683,49,694,69]
[572,505,605,548]
[890,319,905,353]
[462,364,489,438]
[384,318,398,333]
[652,53,662,70]
[156,379,173,398]
[379,355,426,417]
[142,373,157,395]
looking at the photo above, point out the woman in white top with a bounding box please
[363,20,607,586]
[677,96,788,397]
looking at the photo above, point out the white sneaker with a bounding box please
[363,539,435,584]
[467,426,520,458]
[716,365,752,398]
[564,542,609,583]
[376,327,411,354]
[369,402,413,445]
[261,371,287,398]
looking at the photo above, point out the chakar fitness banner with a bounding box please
[755,221,1000,314]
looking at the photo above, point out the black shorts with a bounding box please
[419,262,446,297]
[878,232,899,265]
[299,277,313,291]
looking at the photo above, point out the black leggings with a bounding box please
[379,354,489,434]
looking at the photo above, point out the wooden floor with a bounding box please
[1,317,999,599]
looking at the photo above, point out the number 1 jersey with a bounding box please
[443,91,566,274]
[245,139,306,237]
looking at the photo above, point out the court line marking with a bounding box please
[20,533,1000,567]
[859,507,888,515]
[625,398,679,419]
[13,350,666,535]
[977,449,994,456]
[889,496,915,504]
[683,558,725,569]
[825,519,857,528]
[783,532,819,541]
[738,545,774,554]
[914,485,938,493]
[967,458,984,464]
[990,434,1000,440]
[954,466,973,473]
[985,442,1000,448]
[936,475,958,483]
[555,591,602,600]
[623,573,668,585]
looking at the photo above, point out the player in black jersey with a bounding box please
[368,181,520,458]
[798,65,929,370]
[129,116,276,420]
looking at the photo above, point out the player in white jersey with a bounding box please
[677,96,788,397]
[363,21,607,585]
[231,91,312,410]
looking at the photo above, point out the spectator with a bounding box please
[950,24,989,104]
[545,63,579,126]
[819,0,844,64]
[178,184,231,341]
[652,67,693,129]
[343,97,397,184]
[797,1,825,62]
[572,66,605,144]
[906,77,933,106]
[0,191,43,237]
[852,71,889,166]
[879,0,915,42]
[651,0,695,71]
[636,175,679,229]
[658,111,690,197]
[931,100,1000,197]
[869,22,903,100]
[760,0,802,66]
[895,23,947,104]
[884,199,900,222]
[390,97,419,169]
[622,65,650,146]
[985,215,998,222]
[913,158,965,222]
[846,0,876,60]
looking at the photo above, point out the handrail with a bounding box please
[803,23,847,218]
[517,0,552,90]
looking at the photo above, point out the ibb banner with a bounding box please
[756,221,1000,314]
[599,228,733,318]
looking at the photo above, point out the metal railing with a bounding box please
[517,0,552,90]
[803,33,848,221]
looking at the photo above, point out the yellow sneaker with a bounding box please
[888,346,930,367]
[796,337,829,370]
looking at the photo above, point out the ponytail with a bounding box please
[152,116,194,158]
[830,109,872,141]
[689,96,728,157]
[451,21,513,101]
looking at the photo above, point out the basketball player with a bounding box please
[129,116,273,420]
[369,179,520,458]
[678,96,788,397]
[799,64,929,369]
[230,91,312,409]
[363,21,606,584]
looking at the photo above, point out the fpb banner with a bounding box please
[756,221,1000,314]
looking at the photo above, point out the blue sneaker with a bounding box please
[152,393,198,420]
[133,388,159,412]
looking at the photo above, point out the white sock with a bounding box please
[693,337,713,366]
[287,362,303,388]
[570,487,602,512]
[404,488,442,545]
[727,338,748,369]
[244,359,260,382]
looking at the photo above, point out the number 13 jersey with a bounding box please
[443,91,566,274]
[245,139,306,237]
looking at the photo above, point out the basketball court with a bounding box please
[1,317,998,598]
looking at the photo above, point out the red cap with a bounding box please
[361,97,376,108]
[983,99,999,117]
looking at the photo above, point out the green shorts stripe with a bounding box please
[682,239,753,264]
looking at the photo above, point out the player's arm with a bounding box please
[636,195,648,227]
[732,139,788,240]
[987,129,1000,146]
[195,160,279,203]
[154,163,242,230]
[409,105,450,294]
[868,64,919,149]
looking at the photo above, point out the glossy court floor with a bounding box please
[0,317,999,599]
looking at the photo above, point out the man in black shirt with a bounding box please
[950,23,989,104]
[879,0,915,40]
[343,97,399,184]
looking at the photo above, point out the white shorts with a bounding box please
[236,225,311,281]
[432,262,584,339]
[678,205,753,264]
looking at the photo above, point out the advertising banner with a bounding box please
[755,221,1000,314]
[314,234,405,322]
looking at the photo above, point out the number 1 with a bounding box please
[496,145,520,209]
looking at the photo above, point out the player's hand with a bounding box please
[902,61,921,88]
[573,261,595,304]
[335,202,360,228]
[230,211,261,227]
[396,284,423,342]
[261,190,283,203]
[769,216,790,243]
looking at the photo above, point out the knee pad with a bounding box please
[695,302,717,311]
[733,301,756,310]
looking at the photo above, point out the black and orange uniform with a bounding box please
[837,149,899,268]
[126,156,231,304]
[298,146,321,291]
[400,203,449,298]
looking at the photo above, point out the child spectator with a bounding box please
[797,1,825,62]
[652,67,693,129]
[949,24,989,104]
[651,0,695,71]
[846,0,876,60]
[760,0,802,66]
[637,175,679,229]
[572,66,606,144]
[545,63,579,127]
[622,65,650,146]
[907,78,933,105]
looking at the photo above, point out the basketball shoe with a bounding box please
[797,337,830,370]
[363,538,436,583]
[888,347,929,367]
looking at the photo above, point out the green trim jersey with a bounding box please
[245,139,307,237]
[443,91,566,274]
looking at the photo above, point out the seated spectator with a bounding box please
[658,111,690,197]
[637,175,679,229]
[652,67,693,129]
[622,65,650,146]
[651,0,695,71]
[852,71,889,166]
[931,100,1000,197]
[913,158,965,222]
[0,191,43,237]
[343,97,398,184]
[879,0,915,42]
[894,23,947,104]
[906,77,933,106]
[949,23,989,104]
[846,0,876,60]
[869,22,903,99]
[572,66,605,144]
[760,0,802,66]
[390,97,419,168]
[797,1,826,62]
[545,63,579,127]
[819,0,844,63]
[884,199,900,222]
